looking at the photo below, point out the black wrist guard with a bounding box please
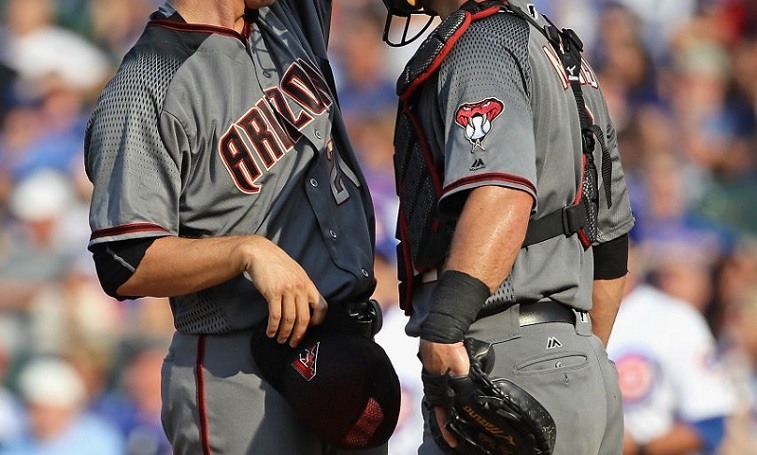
[420,270,491,343]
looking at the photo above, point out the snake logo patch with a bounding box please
[455,98,504,152]
[292,342,320,381]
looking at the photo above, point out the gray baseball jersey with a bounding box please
[401,0,633,322]
[85,1,376,335]
[395,4,631,453]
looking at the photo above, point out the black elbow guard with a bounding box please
[593,234,629,280]
[90,238,157,299]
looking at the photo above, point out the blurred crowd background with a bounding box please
[0,0,753,454]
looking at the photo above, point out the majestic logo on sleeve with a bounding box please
[454,98,504,153]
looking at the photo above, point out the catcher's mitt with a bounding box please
[423,338,557,454]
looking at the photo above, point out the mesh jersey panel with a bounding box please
[171,290,230,334]
[486,276,516,307]
[439,12,532,124]
[86,50,184,204]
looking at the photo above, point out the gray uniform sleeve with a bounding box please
[437,17,537,217]
[585,92,634,243]
[598,118,634,243]
[85,49,188,247]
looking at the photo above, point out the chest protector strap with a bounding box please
[506,5,615,246]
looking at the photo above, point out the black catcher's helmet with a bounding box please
[381,0,436,47]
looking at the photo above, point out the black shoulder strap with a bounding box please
[496,4,614,247]
[509,5,613,209]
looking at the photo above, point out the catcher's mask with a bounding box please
[381,0,436,47]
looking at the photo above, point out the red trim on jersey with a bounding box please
[195,335,212,455]
[573,154,586,206]
[149,19,248,43]
[442,172,537,197]
[399,6,502,101]
[90,223,169,241]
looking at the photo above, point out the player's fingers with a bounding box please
[435,407,458,448]
[309,294,327,326]
[289,293,311,348]
[266,297,282,338]
[277,292,297,344]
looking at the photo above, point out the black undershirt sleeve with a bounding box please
[90,237,158,300]
[593,233,629,280]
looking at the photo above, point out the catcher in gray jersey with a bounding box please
[381,0,634,453]
[85,0,400,453]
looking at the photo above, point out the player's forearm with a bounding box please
[590,275,626,346]
[117,235,262,297]
[445,186,533,291]
[419,186,532,344]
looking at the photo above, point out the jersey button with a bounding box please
[360,268,370,277]
[314,129,322,139]
[329,229,338,239]
[309,178,319,188]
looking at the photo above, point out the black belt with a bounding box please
[517,301,576,327]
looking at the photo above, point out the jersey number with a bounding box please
[326,140,361,204]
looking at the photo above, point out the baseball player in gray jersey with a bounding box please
[85,1,396,454]
[381,0,635,453]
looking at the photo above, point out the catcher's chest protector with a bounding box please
[394,1,611,314]
[393,4,505,312]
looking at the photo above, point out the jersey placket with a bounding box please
[247,15,373,286]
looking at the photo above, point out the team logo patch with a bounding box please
[455,98,504,153]
[291,342,320,381]
[615,353,657,404]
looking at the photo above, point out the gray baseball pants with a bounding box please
[418,303,623,455]
[161,329,388,455]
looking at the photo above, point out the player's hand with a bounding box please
[419,339,471,375]
[419,339,470,448]
[240,236,327,347]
